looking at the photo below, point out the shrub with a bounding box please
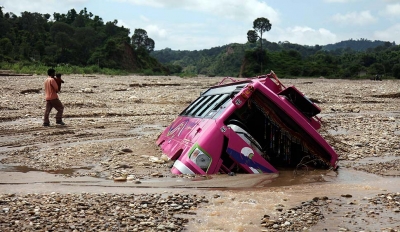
[392,64,400,79]
[142,69,154,76]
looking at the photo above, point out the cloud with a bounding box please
[373,23,400,43]
[113,0,279,50]
[271,26,337,46]
[331,11,377,25]
[1,0,89,15]
[158,34,222,50]
[323,0,359,2]
[146,24,167,39]
[114,0,280,24]
[140,15,150,22]
[383,3,400,17]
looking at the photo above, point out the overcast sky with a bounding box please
[2,0,400,51]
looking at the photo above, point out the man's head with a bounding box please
[56,74,62,78]
[47,68,56,77]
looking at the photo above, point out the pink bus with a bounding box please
[156,71,338,175]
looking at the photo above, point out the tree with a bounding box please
[247,30,258,43]
[132,29,147,48]
[247,17,272,74]
[131,28,155,53]
[360,54,376,67]
[72,15,85,27]
[393,64,400,79]
[0,38,12,58]
[144,38,155,52]
[247,17,272,51]
[369,63,385,75]
[50,22,75,40]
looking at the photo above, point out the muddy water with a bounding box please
[0,164,398,231]
[187,168,399,231]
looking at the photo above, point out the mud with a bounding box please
[0,74,399,231]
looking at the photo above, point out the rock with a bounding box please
[283,221,291,226]
[149,156,165,164]
[160,154,169,161]
[82,88,93,93]
[113,176,127,181]
[116,164,132,169]
[126,175,135,181]
[341,194,352,198]
[150,172,160,177]
[139,162,150,167]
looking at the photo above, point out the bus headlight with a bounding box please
[189,148,211,170]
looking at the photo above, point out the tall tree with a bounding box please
[247,17,272,51]
[247,17,272,74]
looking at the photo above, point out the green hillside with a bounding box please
[151,39,400,79]
[0,7,168,75]
[1,6,399,79]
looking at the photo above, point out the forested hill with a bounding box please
[0,7,167,74]
[323,39,394,51]
[151,39,400,79]
[1,6,399,79]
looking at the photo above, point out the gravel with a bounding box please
[0,192,209,231]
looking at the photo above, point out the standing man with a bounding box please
[43,68,65,126]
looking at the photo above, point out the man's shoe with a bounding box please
[56,121,65,125]
[43,123,50,127]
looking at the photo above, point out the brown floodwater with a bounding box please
[0,163,398,231]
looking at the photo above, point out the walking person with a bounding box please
[43,68,65,126]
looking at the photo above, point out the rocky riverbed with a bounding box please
[0,192,208,231]
[261,192,400,231]
[0,74,399,231]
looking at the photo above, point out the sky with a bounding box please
[2,0,400,51]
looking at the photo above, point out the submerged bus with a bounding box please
[156,71,338,175]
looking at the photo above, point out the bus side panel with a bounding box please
[225,128,278,173]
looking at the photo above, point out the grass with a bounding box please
[0,62,129,76]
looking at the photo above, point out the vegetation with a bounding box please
[247,17,272,74]
[152,39,400,79]
[1,8,399,79]
[0,62,128,75]
[0,7,172,75]
[323,38,393,51]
